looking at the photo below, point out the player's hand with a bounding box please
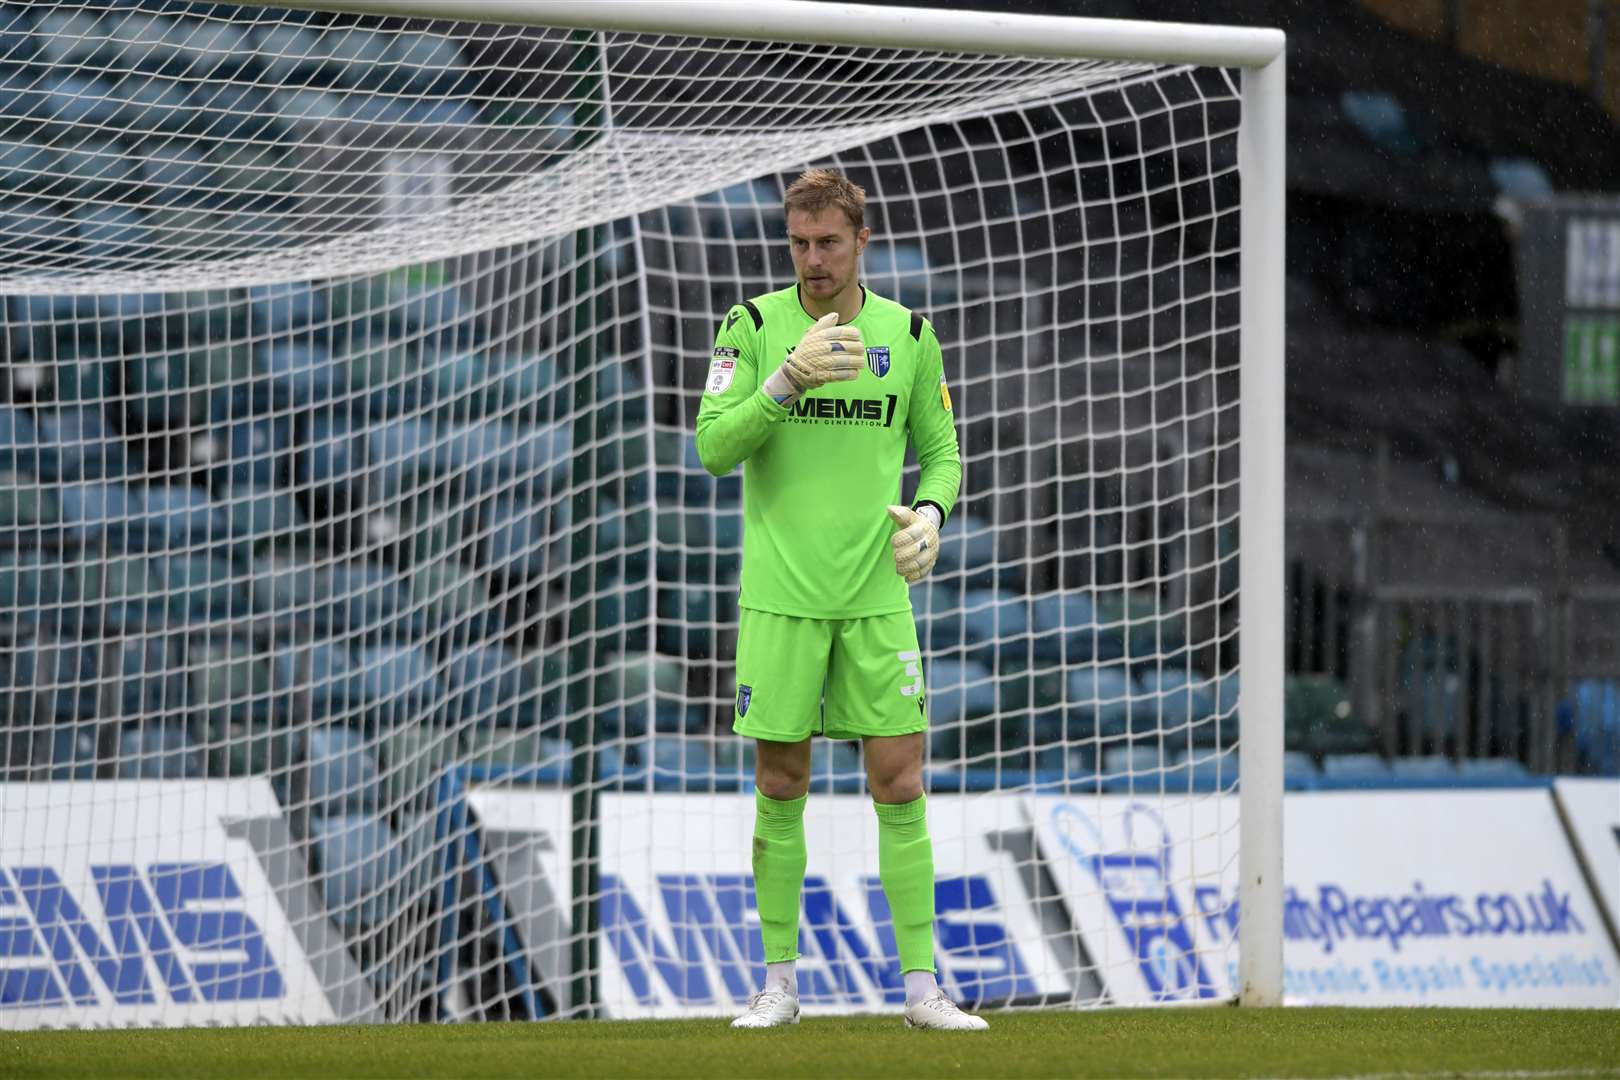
[886,504,940,584]
[781,311,864,393]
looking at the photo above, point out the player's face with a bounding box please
[787,207,870,305]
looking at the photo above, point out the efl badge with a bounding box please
[737,684,753,717]
[707,346,738,394]
[866,346,890,378]
[939,373,953,411]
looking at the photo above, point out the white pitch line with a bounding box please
[1265,1070,1619,1080]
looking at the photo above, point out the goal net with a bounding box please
[0,0,1281,1025]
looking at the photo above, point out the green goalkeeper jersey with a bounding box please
[695,284,961,619]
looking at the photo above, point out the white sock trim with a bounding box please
[903,969,939,1005]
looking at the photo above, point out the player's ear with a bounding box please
[856,225,871,253]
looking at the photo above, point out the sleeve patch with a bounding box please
[939,373,952,411]
[706,358,736,394]
[712,346,739,359]
[909,311,925,340]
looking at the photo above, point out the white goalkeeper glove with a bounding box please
[886,504,941,585]
[762,311,864,401]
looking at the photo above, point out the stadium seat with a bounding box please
[44,75,123,129]
[112,76,199,136]
[206,409,297,490]
[0,471,58,547]
[247,281,328,337]
[648,735,715,791]
[124,351,210,431]
[808,739,864,794]
[248,551,323,621]
[354,643,445,728]
[117,636,190,721]
[862,241,934,307]
[307,813,404,933]
[1163,744,1239,792]
[384,30,468,94]
[478,496,566,583]
[957,589,1031,665]
[411,563,497,650]
[59,140,138,199]
[655,580,737,660]
[323,562,422,640]
[1283,750,1319,790]
[155,553,247,624]
[1570,679,1619,775]
[34,407,128,481]
[925,658,997,728]
[487,353,560,427]
[0,5,36,65]
[56,480,140,549]
[257,341,344,408]
[46,723,101,781]
[116,721,206,780]
[137,484,228,551]
[223,484,307,563]
[189,635,272,727]
[250,23,325,86]
[443,645,529,727]
[270,641,362,726]
[1101,743,1164,780]
[461,728,571,784]
[0,137,58,194]
[67,551,168,632]
[696,178,783,241]
[0,198,76,264]
[932,513,998,590]
[304,724,383,816]
[0,405,39,475]
[1388,755,1458,780]
[1064,664,1134,738]
[1031,590,1124,663]
[593,652,687,737]
[317,25,392,88]
[1,635,100,725]
[209,142,297,203]
[1134,667,1222,741]
[1454,757,1533,783]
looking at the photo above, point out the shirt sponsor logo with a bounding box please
[785,394,898,427]
[866,346,890,378]
[706,358,736,395]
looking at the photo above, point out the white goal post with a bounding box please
[273,0,1288,1007]
[0,0,1284,1022]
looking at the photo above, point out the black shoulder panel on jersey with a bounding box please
[909,310,925,341]
[740,299,763,331]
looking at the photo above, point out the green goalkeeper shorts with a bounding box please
[731,606,929,743]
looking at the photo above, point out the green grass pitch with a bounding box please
[4,1008,1617,1079]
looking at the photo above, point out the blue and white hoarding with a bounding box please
[1031,790,1620,1007]
[596,794,1069,1018]
[1553,778,1620,936]
[0,781,347,1029]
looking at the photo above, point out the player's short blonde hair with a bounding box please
[783,169,866,233]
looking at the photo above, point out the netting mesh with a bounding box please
[0,0,1246,1025]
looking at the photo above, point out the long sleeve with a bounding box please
[695,303,789,477]
[907,319,961,522]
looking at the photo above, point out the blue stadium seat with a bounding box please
[1064,664,1135,738]
[443,645,528,727]
[442,419,572,501]
[355,643,444,728]
[74,205,149,262]
[1389,755,1458,781]
[43,75,123,129]
[1,636,99,724]
[323,562,421,640]
[1454,757,1533,784]
[116,721,205,780]
[117,636,189,721]
[250,23,325,86]
[809,739,864,794]
[414,563,499,654]
[270,641,362,725]
[1283,750,1319,790]
[247,281,328,336]
[47,723,100,781]
[186,81,277,143]
[696,178,784,241]
[1163,744,1239,792]
[206,408,297,490]
[67,551,168,632]
[1135,667,1222,741]
[307,814,404,933]
[649,735,715,791]
[1101,743,1164,781]
[933,513,998,590]
[0,137,58,194]
[57,480,140,549]
[0,5,37,66]
[862,242,934,307]
[0,472,58,547]
[34,407,128,481]
[112,76,199,136]
[1031,590,1126,663]
[0,198,75,263]
[257,341,343,408]
[125,351,210,431]
[925,657,997,735]
[0,405,38,474]
[166,17,251,82]
[223,484,307,563]
[304,725,382,817]
[957,589,1030,665]
[1571,679,1619,775]
[384,31,468,95]
[487,353,559,426]
[318,25,392,88]
[248,553,324,622]
[364,417,439,499]
[0,69,50,129]
[593,652,686,737]
[189,636,272,727]
[155,553,248,623]
[138,484,228,551]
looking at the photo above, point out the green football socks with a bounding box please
[874,793,936,974]
[752,789,808,964]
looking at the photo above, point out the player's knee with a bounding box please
[868,764,923,805]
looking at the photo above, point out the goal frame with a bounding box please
[249,0,1289,1008]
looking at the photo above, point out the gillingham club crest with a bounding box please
[737,684,752,716]
[866,346,890,378]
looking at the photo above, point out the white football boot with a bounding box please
[903,990,989,1030]
[731,985,801,1028]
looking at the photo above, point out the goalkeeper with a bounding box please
[695,169,978,1031]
